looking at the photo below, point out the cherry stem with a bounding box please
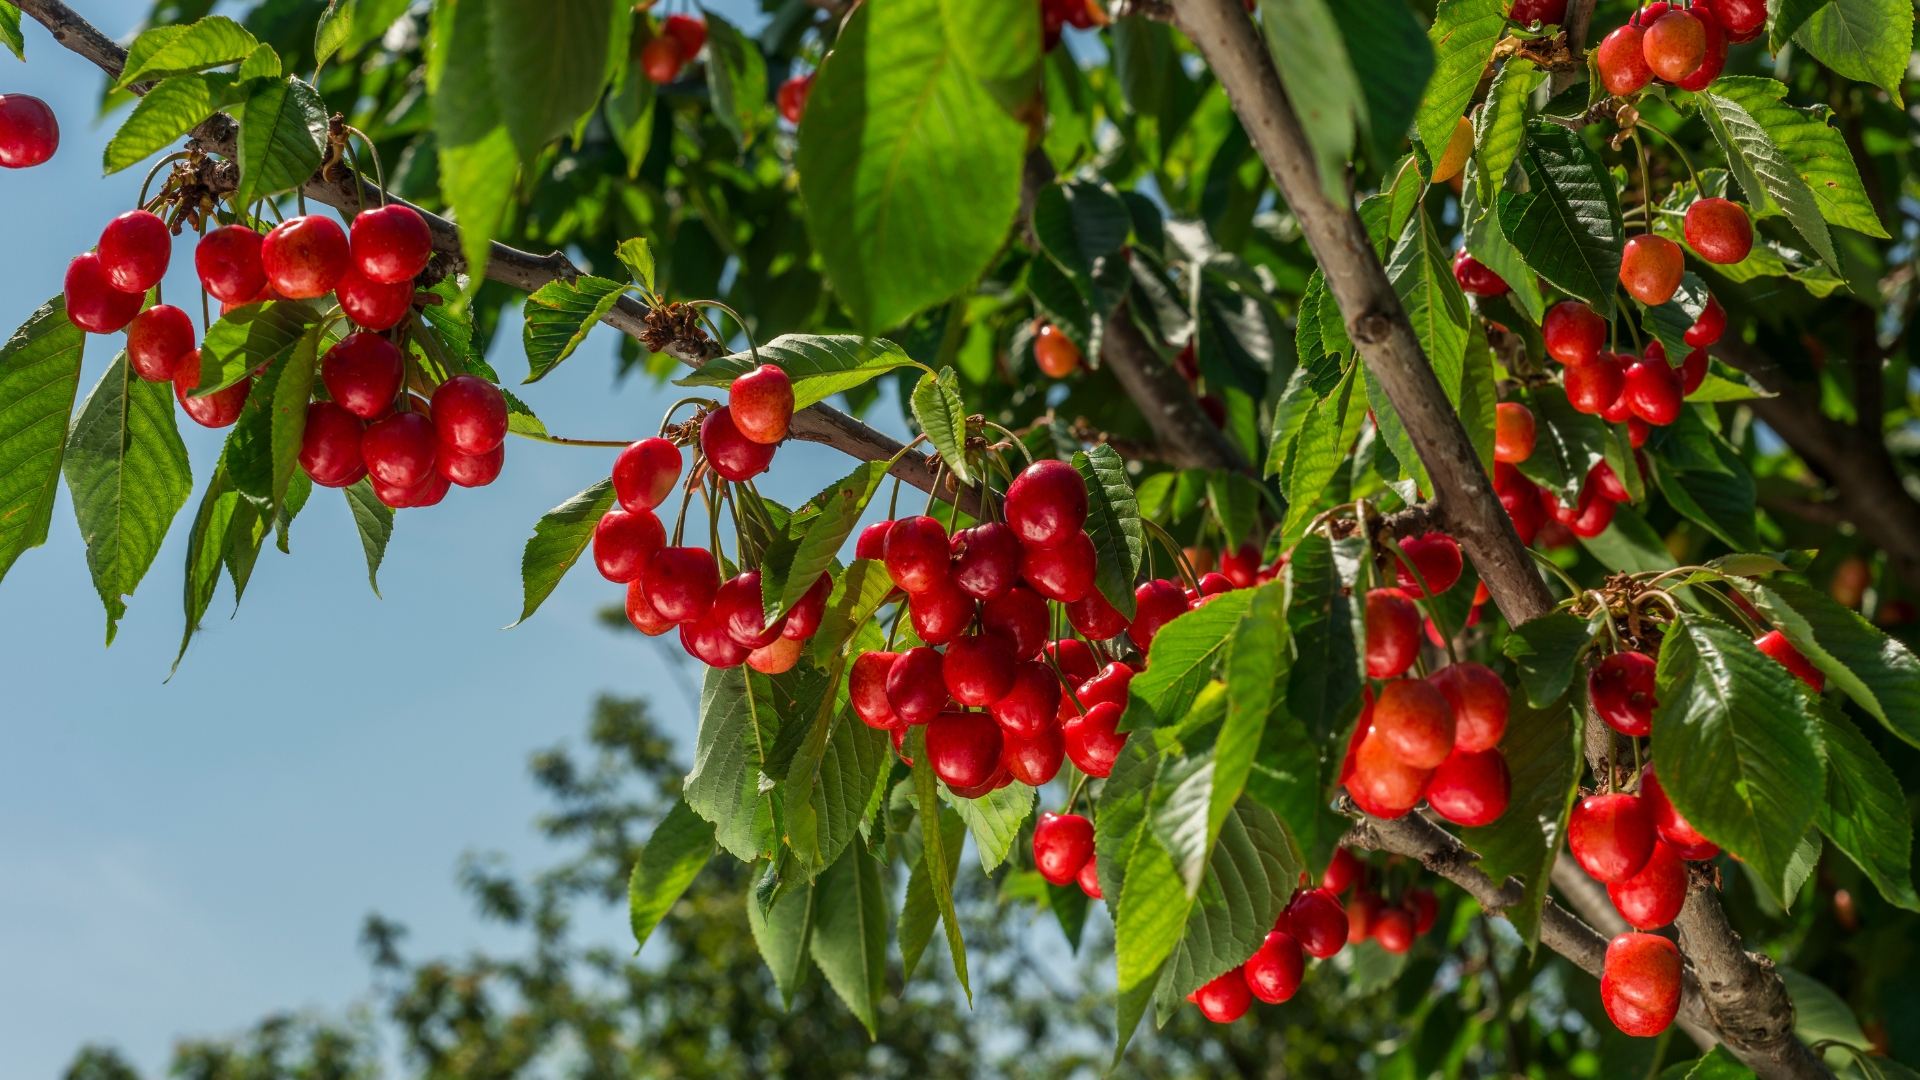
[669,464,702,547]
[741,478,781,542]
[137,151,192,209]
[1587,591,1623,652]
[341,136,367,217]
[1064,770,1089,816]
[1617,291,1645,351]
[659,396,719,436]
[342,125,388,209]
[982,421,1033,465]
[687,300,761,369]
[1635,117,1703,192]
[1527,547,1584,597]
[1631,736,1643,784]
[924,458,945,518]
[885,473,902,520]
[705,474,726,569]
[1140,518,1200,591]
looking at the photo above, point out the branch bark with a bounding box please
[1100,312,1251,470]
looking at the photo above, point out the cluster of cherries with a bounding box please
[1597,0,1764,100]
[1040,0,1108,51]
[0,92,58,168]
[638,13,709,85]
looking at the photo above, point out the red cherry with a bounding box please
[363,411,437,488]
[1628,416,1650,448]
[375,467,448,509]
[1752,629,1824,690]
[699,405,774,482]
[171,350,249,428]
[1684,198,1752,265]
[1374,907,1415,954]
[1544,301,1606,365]
[1405,888,1439,935]
[0,94,59,167]
[642,546,720,623]
[884,515,951,594]
[1364,588,1420,679]
[1034,322,1083,378]
[640,34,684,83]
[1640,767,1719,858]
[1348,731,1433,819]
[1061,700,1127,777]
[1685,300,1724,354]
[1620,234,1685,306]
[1570,793,1657,883]
[1004,459,1087,548]
[1394,533,1462,597]
[336,265,414,330]
[749,636,804,674]
[1703,0,1765,42]
[126,304,196,382]
[1048,638,1101,685]
[1675,347,1707,397]
[1373,678,1457,769]
[349,203,433,284]
[97,210,172,293]
[1428,662,1509,753]
[1019,529,1095,602]
[1676,6,1728,90]
[1565,354,1626,415]
[908,576,973,645]
[1624,360,1682,426]
[438,443,503,488]
[299,401,366,486]
[1077,662,1136,712]
[1452,248,1510,296]
[1496,463,1546,545]
[713,571,783,649]
[1602,933,1683,1037]
[1173,340,1199,381]
[1347,891,1384,943]
[1568,486,1617,538]
[944,633,1018,706]
[1128,578,1189,652]
[981,585,1048,660]
[593,507,666,584]
[1033,811,1095,884]
[261,215,350,299]
[851,651,904,729]
[926,710,1004,790]
[1590,651,1658,737]
[855,520,891,560]
[614,437,682,513]
[625,577,678,636]
[1285,887,1349,959]
[887,647,950,725]
[196,225,268,304]
[1066,587,1130,641]
[663,12,707,55]
[951,521,1023,600]
[1243,930,1304,1004]
[1220,542,1262,588]
[990,660,1062,737]
[1322,848,1361,894]
[1597,25,1653,95]
[1189,967,1252,1023]
[729,363,793,445]
[63,253,144,335]
[1427,747,1512,826]
[431,374,509,455]
[1494,402,1536,464]
[1509,0,1568,24]
[1642,9,1706,83]
[680,607,751,667]
[1585,460,1628,503]
[320,333,404,420]
[1632,1,1672,26]
[1608,839,1687,929]
[1076,854,1101,897]
[776,72,814,125]
[781,571,833,640]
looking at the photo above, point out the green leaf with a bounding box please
[117,16,257,87]
[616,237,656,295]
[1260,0,1363,200]
[1578,502,1676,573]
[1461,690,1583,949]
[522,276,627,383]
[1473,57,1543,203]
[899,804,967,980]
[266,325,321,515]
[235,77,326,203]
[1280,365,1366,541]
[764,462,884,624]
[795,0,1025,333]
[940,0,1041,107]
[0,2,23,61]
[787,688,889,874]
[1729,579,1920,750]
[811,558,896,665]
[1459,321,1500,472]
[1771,0,1832,50]
[687,665,780,862]
[173,465,241,673]
[314,1,353,70]
[1033,179,1131,306]
[195,301,319,397]
[103,73,225,174]
[1794,0,1912,104]
[629,798,717,949]
[1711,77,1887,239]
[1514,383,1608,504]
[673,334,921,411]
[1463,159,1546,325]
[1641,273,1714,365]
[1076,444,1143,621]
[1284,532,1365,744]
[703,11,769,148]
[1647,439,1759,550]
[943,780,1034,874]
[1122,589,1260,732]
[1328,0,1433,168]
[1216,581,1290,860]
[910,726,970,1001]
[1698,89,1841,273]
[808,842,889,1038]
[1814,707,1920,912]
[1503,612,1596,709]
[437,125,519,302]
[0,298,83,583]
[1156,798,1299,1005]
[1414,0,1506,170]
[1653,610,1827,907]
[1499,122,1624,317]
[341,477,391,596]
[746,867,814,1008]
[1385,207,1469,403]
[910,366,971,486]
[63,355,192,644]
[486,0,612,162]
[512,478,615,626]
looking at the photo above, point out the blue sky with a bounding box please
[0,1,891,1074]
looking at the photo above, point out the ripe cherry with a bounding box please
[1620,234,1685,306]
[1348,731,1433,819]
[1061,700,1127,777]
[640,34,684,84]
[1034,322,1082,378]
[1048,638,1101,686]
[1570,484,1619,538]
[625,577,678,636]
[321,333,404,419]
[1493,401,1536,464]
[1189,967,1251,1024]
[855,520,892,560]
[1033,811,1095,884]
[615,437,682,513]
[680,608,751,668]
[1589,459,1631,503]
[1509,0,1568,24]
[1704,0,1765,42]
[593,507,667,583]
[951,521,1022,600]
[1285,885,1350,959]
[1597,25,1653,95]
[63,253,144,335]
[851,651,903,730]
[1755,629,1824,690]
[376,468,448,509]
[1243,932,1304,1003]
[1020,529,1095,602]
[749,635,804,674]
[642,546,720,623]
[336,265,414,330]
[1602,933,1683,1037]
[776,72,814,125]
[884,515,951,594]
[927,710,1004,790]
[1066,587,1130,641]
[1395,533,1462,597]
[1004,459,1088,548]
[1680,346,1709,396]
[1076,854,1101,897]
[1452,248,1510,296]
[1570,792,1657,883]
[1640,767,1720,859]
[261,215,350,299]
[431,374,508,455]
[0,94,59,167]
[438,443,504,488]
[1676,6,1728,91]
[349,203,433,284]
[1608,839,1687,929]
[990,660,1062,737]
[195,225,268,304]
[1684,198,1752,265]
[1625,359,1683,426]
[362,410,437,489]
[1323,848,1361,894]
[908,576,973,645]
[1565,354,1626,415]
[1544,301,1607,365]
[1174,341,1199,381]
[982,585,1048,660]
[1426,747,1511,826]
[1496,462,1546,544]
[1374,907,1416,954]
[699,406,774,482]
[126,304,196,382]
[1373,678,1457,769]
[98,210,172,293]
[172,350,250,428]
[1428,662,1509,752]
[1347,891,1384,943]
[1591,651,1658,737]
[1643,9,1707,83]
[299,401,366,486]
[944,633,1018,706]
[729,363,794,444]
[1077,662,1135,712]
[663,12,707,55]
[1220,541,1262,588]
[712,571,782,649]
[1365,588,1421,679]
[1128,578,1189,652]
[887,647,950,725]
[781,571,832,641]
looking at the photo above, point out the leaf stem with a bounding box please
[1635,117,1703,191]
[1141,518,1200,590]
[1528,547,1585,596]
[507,430,631,448]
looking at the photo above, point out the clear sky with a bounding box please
[0,2,885,1075]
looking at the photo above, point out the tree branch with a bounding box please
[1100,312,1251,471]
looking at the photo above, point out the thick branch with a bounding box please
[1100,313,1251,470]
[1552,0,1600,95]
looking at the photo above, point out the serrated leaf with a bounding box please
[616,237,656,294]
[103,73,228,175]
[437,125,518,302]
[117,16,258,88]
[674,334,921,411]
[1698,89,1841,274]
[1215,580,1289,865]
[1794,0,1911,104]
[808,841,889,1037]
[686,665,780,862]
[173,465,241,673]
[236,77,327,204]
[943,780,1034,874]
[629,798,717,949]
[747,867,813,1008]
[1647,440,1759,550]
[1121,589,1260,732]
[1514,383,1608,504]
[1280,364,1365,541]
[1329,0,1432,168]
[1461,689,1583,949]
[811,558,896,666]
[196,301,319,397]
[1155,798,1298,1006]
[787,686,889,874]
[1474,57,1543,203]
[1728,578,1920,750]
[1771,0,1831,51]
[1463,159,1546,324]
[1284,532,1364,745]
[314,0,353,70]
[1075,444,1142,620]
[910,726,970,1002]
[1711,77,1888,239]
[512,478,615,626]
[899,805,967,980]
[0,3,24,60]
[0,297,84,584]
[910,366,971,486]
[1499,122,1624,317]
[763,462,883,624]
[1385,207,1469,405]
[703,11,769,147]
[1413,0,1507,168]
[1503,611,1595,709]
[1814,707,1920,912]
[267,324,321,514]
[1260,0,1363,200]
[341,476,392,596]
[522,276,627,383]
[1642,273,1713,364]
[487,0,612,162]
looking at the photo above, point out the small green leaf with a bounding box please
[487,0,614,162]
[1462,158,1546,325]
[1122,589,1260,732]
[1698,89,1841,274]
[1280,364,1366,541]
[811,558,897,666]
[0,297,84,584]
[117,16,258,88]
[1260,0,1363,200]
[673,334,921,411]
[1711,76,1889,239]
[1215,580,1290,864]
[196,301,320,398]
[616,237,656,294]
[686,665,780,861]
[1794,0,1912,104]
[910,366,971,486]
[746,867,813,1008]
[342,476,392,596]
[1284,532,1365,745]
[236,77,327,204]
[436,125,519,301]
[267,324,322,514]
[1413,0,1507,170]
[512,478,616,626]
[1461,690,1583,949]
[1514,383,1608,505]
[703,11,770,148]
[628,798,717,949]
[899,804,967,980]
[1075,444,1143,621]
[1473,57,1543,203]
[943,780,1034,874]
[1498,122,1624,317]
[0,2,24,61]
[1385,207,1469,405]
[314,0,353,70]
[173,465,241,673]
[763,461,884,624]
[808,841,889,1037]
[103,73,227,175]
[910,726,970,1002]
[1815,706,1920,912]
[522,276,628,383]
[1503,612,1596,709]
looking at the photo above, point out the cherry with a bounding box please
[982,585,1048,660]
[851,651,903,729]
[171,350,249,428]
[1426,747,1511,826]
[729,363,793,444]
[1627,415,1650,447]
[663,12,707,55]
[640,35,683,84]
[1608,839,1687,930]
[1198,572,1234,597]
[855,520,892,560]
[126,304,196,382]
[1676,6,1728,91]
[1076,853,1101,896]
[1431,115,1473,185]
[1189,967,1251,1024]
[1364,588,1420,679]
[1683,197,1752,265]
[1339,692,1373,785]
[951,521,1022,600]
[261,215,350,299]
[1624,359,1683,427]
[1034,322,1082,378]
[1570,792,1657,883]
[1077,662,1135,712]
[908,576,973,645]
[1620,234,1685,306]
[1019,528,1095,602]
[1486,403,1536,467]
[1346,891,1384,943]
[776,72,814,125]
[1219,541,1262,588]
[1428,662,1509,753]
[991,660,1062,737]
[1285,886,1350,959]
[699,405,774,482]
[1061,700,1127,777]
[1174,341,1199,381]
[1197,393,1228,427]
[63,253,143,335]
[1544,301,1606,366]
[1373,678,1457,769]
[944,633,1018,706]
[1632,2,1671,27]
[435,443,501,488]
[97,210,172,293]
[0,94,59,167]
[1597,25,1653,95]
[1452,248,1510,296]
[593,507,667,583]
[321,333,405,420]
[1590,651,1658,737]
[299,401,366,486]
[1496,463,1546,544]
[887,647,950,725]
[615,437,682,513]
[714,571,785,649]
[625,577,678,636]
[1405,888,1438,935]
[749,635,804,674]
[884,515,951,593]
[642,546,720,623]
[336,265,414,330]
[1066,587,1130,641]
[781,571,833,640]
[1395,533,1462,597]
[1704,0,1765,42]
[1374,907,1415,954]
[1642,9,1706,83]
[375,467,447,509]
[1322,848,1361,894]
[426,374,506,457]
[1601,933,1683,1037]
[1680,347,1708,396]
[1509,0,1568,25]
[1004,459,1088,548]
[1640,767,1720,858]
[1585,460,1628,504]
[1048,638,1101,685]
[680,608,751,668]
[349,203,432,284]
[1033,811,1095,884]
[1568,486,1617,538]
[926,710,1004,790]
[1755,629,1824,690]
[196,225,268,304]
[1565,353,1626,415]
[1348,730,1433,818]
[1128,578,1190,652]
[362,410,436,489]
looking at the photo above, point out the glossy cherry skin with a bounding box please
[1189,967,1251,1024]
[1322,848,1361,894]
[1129,578,1190,652]
[321,333,404,419]
[1373,678,1457,769]
[1020,529,1095,602]
[908,576,973,645]
[196,225,268,304]
[926,710,1004,790]
[1643,9,1706,83]
[951,521,1022,600]
[1374,907,1416,954]
[298,401,366,486]
[438,443,503,487]
[887,647,950,726]
[700,406,774,482]
[169,350,248,428]
[1755,629,1824,690]
[640,34,684,83]
[337,265,413,330]
[1624,360,1683,426]
[593,508,666,583]
[1509,0,1567,25]
[1004,459,1088,548]
[642,546,721,623]
[781,571,833,640]
[1591,651,1658,737]
[1242,931,1305,1004]
[614,438,682,512]
[1608,839,1687,930]
[1077,662,1135,713]
[1680,347,1709,396]
[1639,767,1720,858]
[1544,301,1607,365]
[63,253,144,335]
[1405,888,1438,935]
[1684,200,1755,270]
[1493,402,1535,464]
[1220,541,1262,588]
[625,577,678,636]
[1570,792,1658,883]
[748,635,804,674]
[1496,463,1546,545]
[663,11,707,54]
[1348,731,1433,819]
[1597,25,1653,95]
[981,585,1048,660]
[855,521,891,560]
[1565,354,1626,415]
[1067,587,1130,641]
[1395,533,1462,597]
[1704,0,1765,42]
[714,571,785,649]
[430,374,509,455]
[1347,891,1384,943]
[1426,747,1511,826]
[361,411,437,488]
[1602,933,1683,1037]
[1588,459,1631,503]
[126,304,196,382]
[262,215,350,299]
[1061,700,1127,778]
[1048,638,1101,686]
[0,94,59,167]
[350,203,433,284]
[680,608,751,668]
[1033,811,1095,884]
[373,468,445,509]
[98,210,172,294]
[1620,234,1685,306]
[1364,588,1421,679]
[1428,661,1509,753]
[1286,886,1350,959]
[990,660,1062,737]
[1452,248,1510,296]
[776,72,814,125]
[1676,8,1729,91]
[729,363,793,444]
[1076,855,1101,897]
[1033,322,1082,377]
[885,515,951,594]
[1568,486,1617,538]
[944,633,1018,706]
[851,651,904,729]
